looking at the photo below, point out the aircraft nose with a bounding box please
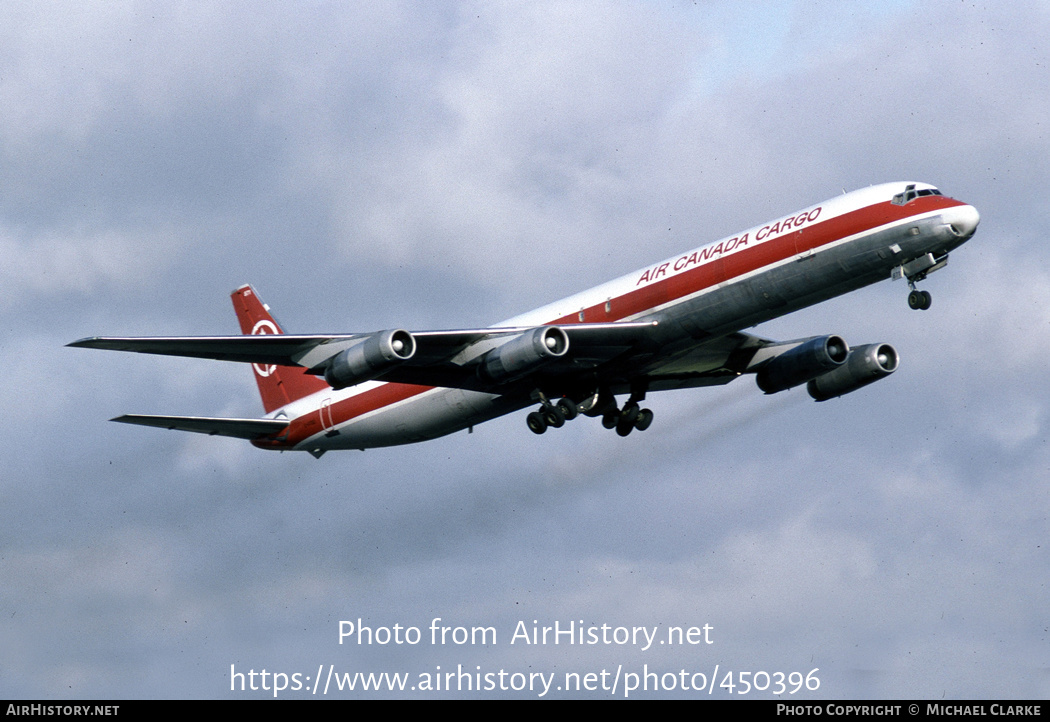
[946,204,980,238]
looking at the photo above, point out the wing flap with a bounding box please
[591,331,774,393]
[112,414,289,440]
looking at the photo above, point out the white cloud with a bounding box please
[4,0,1050,700]
[0,224,177,309]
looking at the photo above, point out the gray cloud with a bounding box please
[2,0,1048,699]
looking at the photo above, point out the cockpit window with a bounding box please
[892,184,942,205]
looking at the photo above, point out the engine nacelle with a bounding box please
[755,335,849,394]
[807,343,899,401]
[478,326,569,383]
[324,329,416,390]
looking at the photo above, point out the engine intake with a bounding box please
[755,335,849,394]
[807,343,899,401]
[324,329,416,389]
[478,326,569,383]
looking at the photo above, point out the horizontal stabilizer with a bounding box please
[112,414,289,439]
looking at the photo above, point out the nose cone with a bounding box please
[946,204,980,238]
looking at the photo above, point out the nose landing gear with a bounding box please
[893,252,947,312]
[908,287,932,311]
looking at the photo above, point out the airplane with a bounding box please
[69,181,979,458]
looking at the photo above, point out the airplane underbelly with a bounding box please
[667,219,937,338]
[300,387,519,451]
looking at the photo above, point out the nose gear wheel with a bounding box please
[908,289,932,310]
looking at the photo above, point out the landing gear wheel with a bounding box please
[619,402,640,426]
[557,398,579,421]
[616,402,640,437]
[542,404,565,428]
[602,409,619,429]
[634,408,654,431]
[526,411,547,434]
[908,289,932,310]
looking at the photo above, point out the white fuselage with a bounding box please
[265,182,978,454]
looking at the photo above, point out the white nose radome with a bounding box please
[946,204,980,238]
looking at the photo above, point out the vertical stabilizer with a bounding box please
[231,284,329,414]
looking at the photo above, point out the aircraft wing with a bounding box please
[112,414,289,439]
[68,334,366,366]
[69,321,658,373]
[68,322,658,359]
[70,321,771,393]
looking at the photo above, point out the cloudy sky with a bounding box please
[2,0,1048,699]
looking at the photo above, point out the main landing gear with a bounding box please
[526,388,654,437]
[601,400,654,437]
[526,397,579,434]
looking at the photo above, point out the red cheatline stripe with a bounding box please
[548,196,964,326]
[251,382,436,448]
[257,195,965,449]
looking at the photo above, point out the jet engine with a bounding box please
[807,343,899,401]
[755,335,849,394]
[478,326,569,383]
[323,329,416,389]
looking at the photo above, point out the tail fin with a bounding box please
[231,284,329,414]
